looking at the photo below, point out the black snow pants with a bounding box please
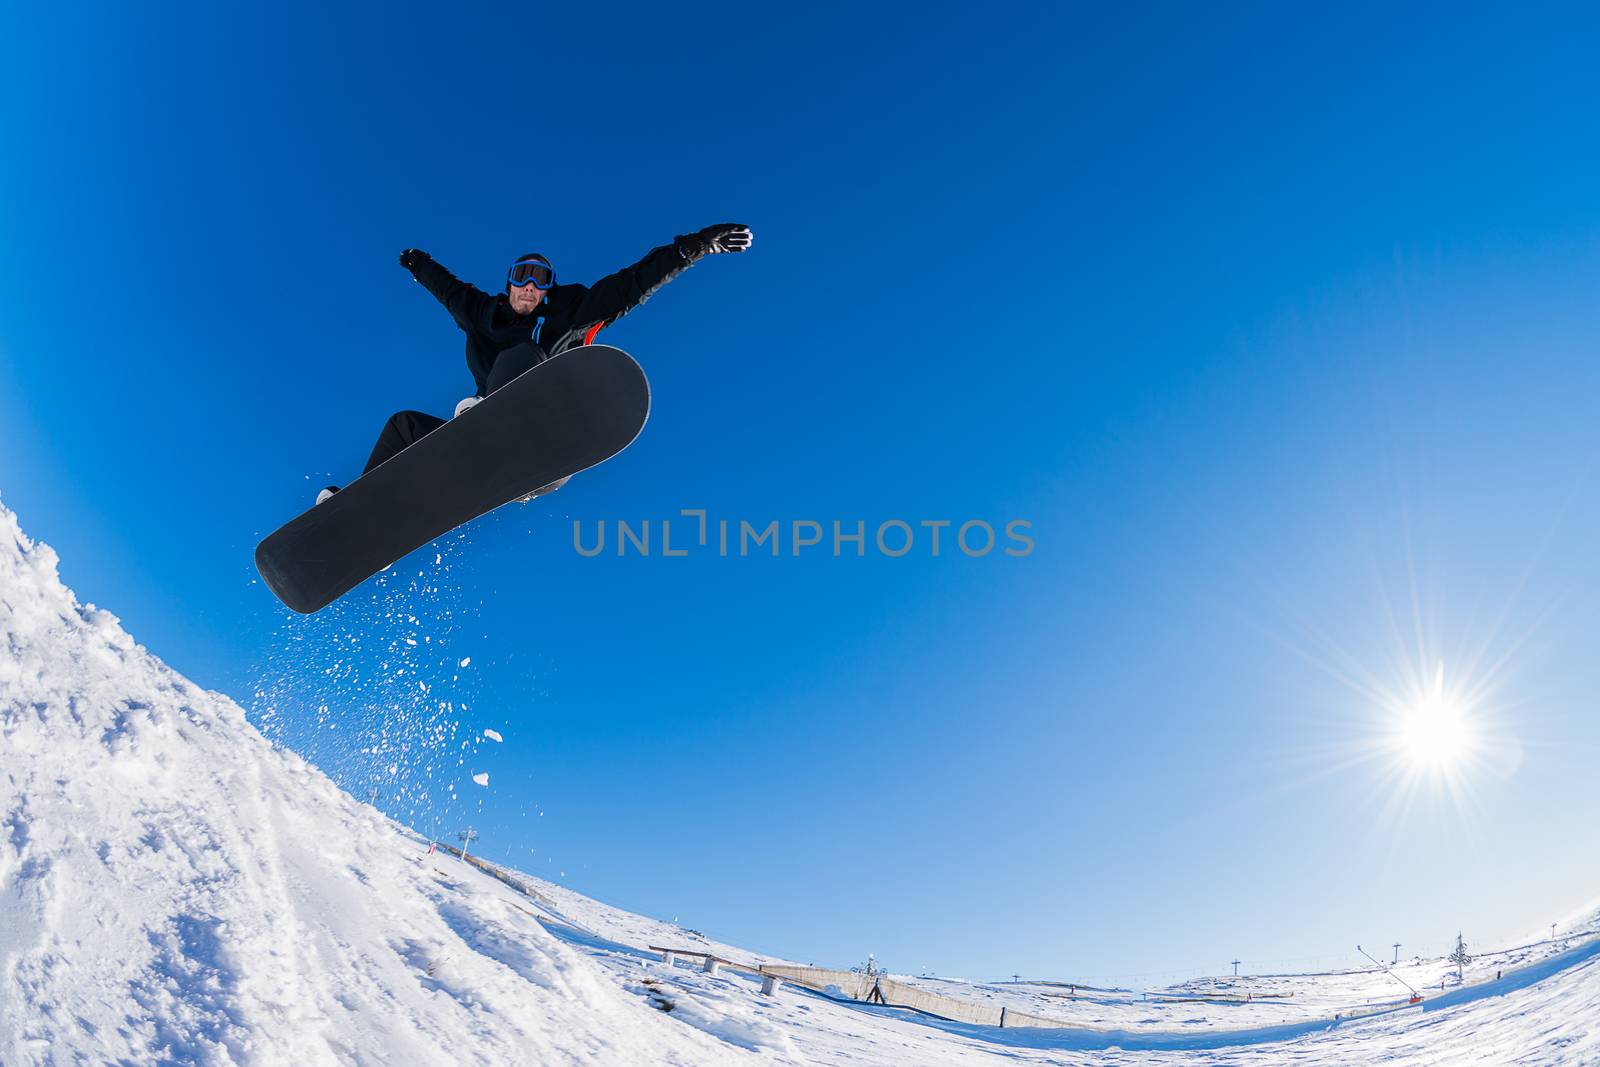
[362,343,548,475]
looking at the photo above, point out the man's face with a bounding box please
[507,281,546,314]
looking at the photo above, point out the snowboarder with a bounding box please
[316,223,754,504]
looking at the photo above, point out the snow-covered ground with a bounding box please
[441,845,1600,1063]
[3,493,1598,1065]
[0,499,747,1066]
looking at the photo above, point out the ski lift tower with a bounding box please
[1448,933,1470,984]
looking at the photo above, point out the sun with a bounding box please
[1388,663,1478,775]
[1279,564,1527,819]
[1395,692,1472,771]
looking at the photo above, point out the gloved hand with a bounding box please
[399,248,431,272]
[675,224,753,261]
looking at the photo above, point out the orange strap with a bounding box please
[582,321,605,346]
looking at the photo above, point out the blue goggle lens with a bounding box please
[508,259,554,288]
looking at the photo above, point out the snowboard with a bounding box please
[255,344,649,614]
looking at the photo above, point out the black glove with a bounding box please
[675,224,753,262]
[399,248,431,272]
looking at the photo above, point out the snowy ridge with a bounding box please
[0,497,747,1065]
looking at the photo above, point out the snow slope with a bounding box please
[441,848,1600,1065]
[3,492,1599,1066]
[0,497,752,1066]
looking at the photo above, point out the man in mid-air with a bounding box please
[318,222,753,504]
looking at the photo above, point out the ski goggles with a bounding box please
[507,257,555,289]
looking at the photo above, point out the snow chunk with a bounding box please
[483,729,503,743]
[473,772,490,787]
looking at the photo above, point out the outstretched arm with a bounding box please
[400,249,496,331]
[567,224,754,329]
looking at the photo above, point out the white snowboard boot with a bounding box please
[315,486,340,505]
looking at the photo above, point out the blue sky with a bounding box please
[5,2,1600,980]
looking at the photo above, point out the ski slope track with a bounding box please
[2,490,1599,1065]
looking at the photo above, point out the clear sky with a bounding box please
[5,2,1600,982]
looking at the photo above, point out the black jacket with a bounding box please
[410,242,692,394]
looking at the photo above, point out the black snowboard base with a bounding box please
[256,344,649,613]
